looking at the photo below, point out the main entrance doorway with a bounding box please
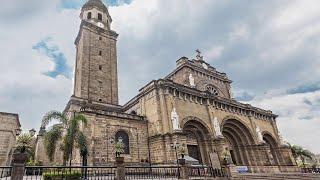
[187,144,201,163]
[183,119,212,165]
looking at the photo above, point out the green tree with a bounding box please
[287,143,314,167]
[41,111,88,166]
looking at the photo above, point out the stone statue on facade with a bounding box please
[256,126,264,143]
[171,107,181,131]
[278,132,287,146]
[189,74,195,87]
[213,117,223,138]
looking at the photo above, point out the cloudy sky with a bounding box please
[0,0,319,153]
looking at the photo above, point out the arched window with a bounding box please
[87,12,92,19]
[115,131,130,154]
[98,13,102,21]
[205,85,219,96]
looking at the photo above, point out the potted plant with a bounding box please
[115,140,125,162]
[13,133,33,164]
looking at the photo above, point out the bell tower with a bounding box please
[73,0,119,105]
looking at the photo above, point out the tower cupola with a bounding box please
[80,0,112,30]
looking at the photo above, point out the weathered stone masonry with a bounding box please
[34,0,297,173]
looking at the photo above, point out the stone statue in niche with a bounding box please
[171,107,181,131]
[228,87,234,99]
[256,126,265,143]
[189,74,195,87]
[213,117,223,138]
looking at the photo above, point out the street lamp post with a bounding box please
[170,142,180,178]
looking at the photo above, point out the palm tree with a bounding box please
[41,110,88,166]
[287,143,313,167]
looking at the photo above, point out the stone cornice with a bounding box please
[123,79,278,121]
[65,96,146,122]
[75,20,118,45]
[65,96,123,113]
[165,59,232,83]
[80,107,147,122]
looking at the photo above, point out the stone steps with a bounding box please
[231,173,320,180]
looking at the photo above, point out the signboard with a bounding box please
[236,166,249,173]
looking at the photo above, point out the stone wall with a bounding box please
[166,59,232,99]
[0,112,20,166]
[122,79,294,171]
[80,111,149,165]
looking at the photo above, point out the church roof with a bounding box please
[82,0,109,14]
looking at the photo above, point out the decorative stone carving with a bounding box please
[212,117,223,138]
[256,126,264,143]
[189,74,195,87]
[171,107,181,131]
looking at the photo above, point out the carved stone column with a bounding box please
[213,137,229,166]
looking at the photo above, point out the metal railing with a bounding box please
[301,168,320,174]
[0,167,11,179]
[1,165,229,179]
[188,166,227,178]
[24,166,116,180]
[125,166,180,179]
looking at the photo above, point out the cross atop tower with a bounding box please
[195,49,203,61]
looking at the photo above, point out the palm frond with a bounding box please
[44,124,63,162]
[301,149,314,160]
[76,132,88,157]
[73,114,88,126]
[16,133,33,153]
[42,111,68,127]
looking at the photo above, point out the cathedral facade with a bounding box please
[36,0,297,173]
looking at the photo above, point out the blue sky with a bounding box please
[32,37,72,79]
[60,0,132,9]
[0,0,320,153]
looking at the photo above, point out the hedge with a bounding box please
[43,171,81,180]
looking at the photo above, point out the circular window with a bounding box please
[206,85,219,96]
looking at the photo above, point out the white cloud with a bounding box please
[1,0,320,154]
[229,23,249,40]
[204,46,224,61]
[0,2,78,132]
[249,91,320,153]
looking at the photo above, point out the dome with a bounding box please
[82,0,109,13]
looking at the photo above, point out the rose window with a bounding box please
[206,85,219,96]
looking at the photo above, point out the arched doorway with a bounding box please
[183,119,212,165]
[263,133,280,166]
[222,119,255,166]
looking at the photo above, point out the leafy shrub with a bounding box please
[43,171,81,180]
